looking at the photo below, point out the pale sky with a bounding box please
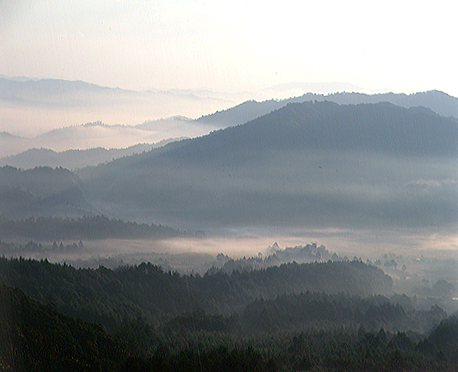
[1,0,457,96]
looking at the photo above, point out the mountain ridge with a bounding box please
[0,166,91,219]
[0,140,182,170]
[0,76,235,140]
[197,90,458,128]
[2,86,457,159]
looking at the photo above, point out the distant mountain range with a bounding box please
[0,117,217,158]
[1,86,457,164]
[0,77,235,145]
[2,100,456,226]
[198,90,458,127]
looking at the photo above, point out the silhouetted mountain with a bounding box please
[325,90,458,118]
[78,101,458,230]
[3,83,456,160]
[0,76,233,111]
[197,99,288,127]
[178,102,456,158]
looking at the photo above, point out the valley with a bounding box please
[0,88,457,371]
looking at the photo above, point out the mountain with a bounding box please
[0,166,91,218]
[0,77,234,140]
[197,90,458,127]
[2,80,457,161]
[78,101,458,230]
[322,90,458,117]
[0,140,179,170]
[0,117,217,159]
[0,131,29,159]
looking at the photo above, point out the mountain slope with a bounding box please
[2,86,456,160]
[78,101,458,230]
[0,166,91,218]
[0,140,179,170]
[0,284,128,371]
[182,101,456,158]
[0,257,393,329]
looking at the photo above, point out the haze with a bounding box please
[2,1,457,92]
[2,3,458,369]
[1,1,457,258]
[2,1,457,135]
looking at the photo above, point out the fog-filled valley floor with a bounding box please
[0,86,457,371]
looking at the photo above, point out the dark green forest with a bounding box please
[0,257,457,371]
[0,257,393,329]
[0,284,127,371]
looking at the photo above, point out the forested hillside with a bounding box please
[0,258,392,332]
[0,284,128,371]
[0,166,89,219]
[0,258,456,371]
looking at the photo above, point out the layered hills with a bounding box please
[0,166,89,219]
[0,118,212,159]
[197,90,458,128]
[78,101,458,230]
[1,88,457,161]
[0,141,177,171]
[2,258,457,371]
[1,85,457,371]
[0,77,232,139]
[1,99,456,232]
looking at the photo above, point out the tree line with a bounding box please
[1,282,457,371]
[0,258,394,330]
[0,257,456,371]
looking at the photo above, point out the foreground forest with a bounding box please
[0,256,457,371]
